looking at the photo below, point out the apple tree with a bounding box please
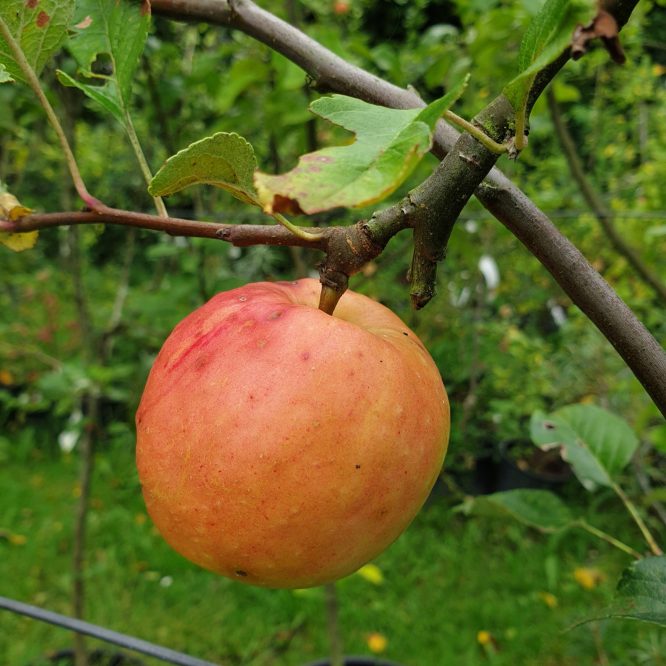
[1,0,665,660]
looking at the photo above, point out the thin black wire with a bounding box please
[0,596,220,666]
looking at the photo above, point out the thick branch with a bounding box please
[547,89,666,303]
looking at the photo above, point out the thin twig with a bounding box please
[611,482,663,556]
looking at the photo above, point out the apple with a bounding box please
[136,279,449,588]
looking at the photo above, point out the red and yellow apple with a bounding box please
[136,279,449,588]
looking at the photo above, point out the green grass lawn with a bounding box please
[1,447,663,666]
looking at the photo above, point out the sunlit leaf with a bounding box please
[149,132,259,207]
[464,489,574,532]
[0,0,74,82]
[254,77,468,215]
[504,0,595,111]
[531,404,638,490]
[0,191,37,252]
[56,0,151,122]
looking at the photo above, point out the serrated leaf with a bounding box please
[56,0,150,122]
[531,405,638,491]
[0,63,13,83]
[0,0,74,82]
[254,79,468,215]
[607,556,666,626]
[466,489,574,532]
[149,133,259,207]
[0,191,37,252]
[504,0,596,110]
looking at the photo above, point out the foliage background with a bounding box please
[1,0,665,664]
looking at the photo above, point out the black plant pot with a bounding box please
[302,657,406,666]
[47,648,144,665]
[496,439,572,492]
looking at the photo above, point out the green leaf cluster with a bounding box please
[56,0,150,122]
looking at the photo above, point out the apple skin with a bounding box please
[136,279,449,588]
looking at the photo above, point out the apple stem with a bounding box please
[318,283,345,315]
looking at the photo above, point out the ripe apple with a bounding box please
[136,279,449,588]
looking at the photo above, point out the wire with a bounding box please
[0,596,221,666]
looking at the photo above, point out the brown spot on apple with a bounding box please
[26,0,39,8]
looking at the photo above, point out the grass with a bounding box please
[1,445,663,666]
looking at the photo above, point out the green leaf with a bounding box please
[0,63,13,83]
[0,0,75,82]
[464,489,574,532]
[503,0,595,110]
[148,132,259,207]
[55,0,150,122]
[608,556,666,626]
[254,79,468,215]
[531,404,638,490]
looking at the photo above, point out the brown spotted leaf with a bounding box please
[254,79,468,215]
[0,0,75,82]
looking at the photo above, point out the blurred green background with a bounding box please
[1,0,665,664]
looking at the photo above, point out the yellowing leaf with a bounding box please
[0,191,31,218]
[9,533,27,546]
[0,230,38,251]
[0,191,37,251]
[356,563,384,585]
[255,79,468,215]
